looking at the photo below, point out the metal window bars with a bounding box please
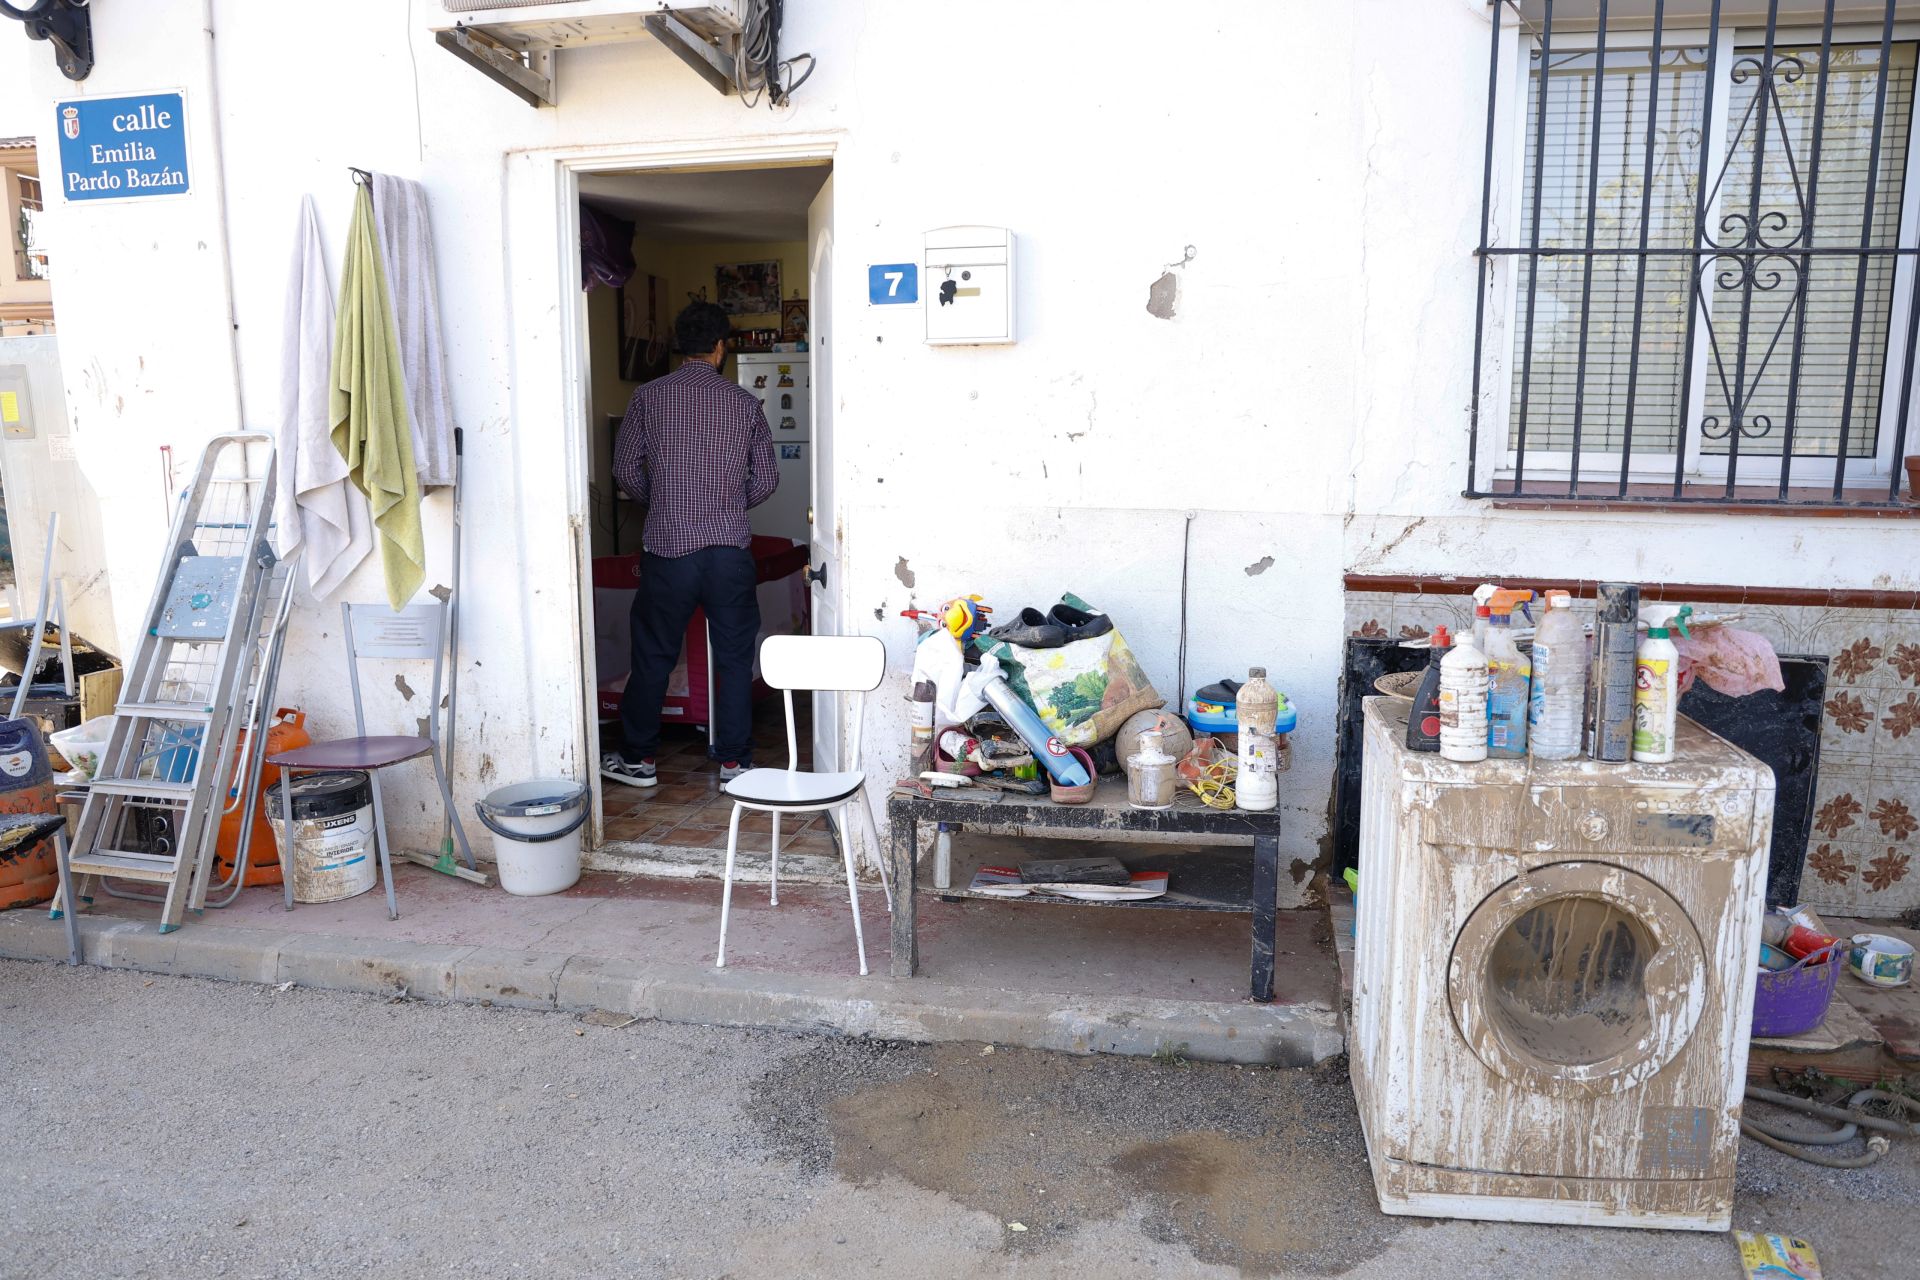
[1469,0,1920,507]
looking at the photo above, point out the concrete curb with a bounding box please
[0,911,1344,1066]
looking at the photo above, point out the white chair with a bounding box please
[716,633,893,975]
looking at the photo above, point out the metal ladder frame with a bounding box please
[58,433,279,933]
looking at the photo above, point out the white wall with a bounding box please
[3,0,1912,897]
[0,333,117,645]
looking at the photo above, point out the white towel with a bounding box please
[278,195,373,599]
[371,173,456,488]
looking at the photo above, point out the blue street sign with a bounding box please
[55,92,190,202]
[868,263,918,305]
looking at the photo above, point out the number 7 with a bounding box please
[884,271,903,297]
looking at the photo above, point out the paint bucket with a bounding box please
[475,779,587,896]
[266,770,377,904]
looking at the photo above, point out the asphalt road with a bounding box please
[2,961,1916,1278]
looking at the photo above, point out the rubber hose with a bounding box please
[1740,1121,1889,1168]
[1740,1113,1858,1146]
[1745,1086,1920,1138]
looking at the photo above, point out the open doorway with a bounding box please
[574,159,836,876]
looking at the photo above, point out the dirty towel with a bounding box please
[331,183,424,610]
[370,172,456,488]
[278,196,372,599]
[1674,625,1785,698]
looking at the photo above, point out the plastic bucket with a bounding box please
[476,779,587,896]
[1753,946,1843,1037]
[266,770,377,904]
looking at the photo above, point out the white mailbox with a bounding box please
[924,225,1015,346]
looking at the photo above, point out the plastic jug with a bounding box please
[1528,592,1588,760]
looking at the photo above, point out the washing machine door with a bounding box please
[1449,861,1707,1098]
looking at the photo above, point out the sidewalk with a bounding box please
[0,862,1342,1065]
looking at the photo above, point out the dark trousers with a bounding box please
[620,546,761,765]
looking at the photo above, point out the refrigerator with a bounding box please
[735,352,809,543]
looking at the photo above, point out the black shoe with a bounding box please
[984,607,1067,649]
[1047,602,1113,642]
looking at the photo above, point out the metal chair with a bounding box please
[265,601,474,919]
[716,633,892,975]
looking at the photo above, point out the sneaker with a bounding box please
[718,761,752,782]
[601,754,657,788]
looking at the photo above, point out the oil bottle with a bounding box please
[1235,667,1279,811]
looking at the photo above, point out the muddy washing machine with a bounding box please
[1350,698,1773,1231]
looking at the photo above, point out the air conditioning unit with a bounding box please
[431,2,750,107]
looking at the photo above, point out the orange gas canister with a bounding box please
[212,708,309,887]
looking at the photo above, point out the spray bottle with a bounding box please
[1404,626,1452,753]
[1483,589,1535,758]
[1633,604,1692,764]
[1471,583,1501,654]
[1438,628,1490,763]
[1527,591,1588,760]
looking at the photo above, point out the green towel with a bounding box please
[330,184,423,609]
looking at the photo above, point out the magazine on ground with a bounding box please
[967,865,1169,901]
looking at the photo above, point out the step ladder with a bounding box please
[58,433,279,934]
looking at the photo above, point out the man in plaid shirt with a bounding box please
[604,301,778,787]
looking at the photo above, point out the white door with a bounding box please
[806,172,841,771]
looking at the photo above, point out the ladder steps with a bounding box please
[69,851,178,882]
[115,701,215,721]
[87,777,197,801]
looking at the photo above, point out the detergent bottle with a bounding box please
[1633,604,1692,763]
[1438,629,1490,763]
[1483,589,1535,758]
[1527,592,1588,761]
[1405,626,1452,753]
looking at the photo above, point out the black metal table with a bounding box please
[886,780,1283,1001]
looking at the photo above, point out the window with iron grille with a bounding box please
[1469,1,1920,507]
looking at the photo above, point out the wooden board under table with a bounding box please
[885,779,1283,1002]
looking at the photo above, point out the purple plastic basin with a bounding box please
[1752,947,1842,1038]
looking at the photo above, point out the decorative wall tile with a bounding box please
[1874,690,1920,763]
[1345,597,1389,640]
[1820,686,1880,764]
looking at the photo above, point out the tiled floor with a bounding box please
[600,696,833,857]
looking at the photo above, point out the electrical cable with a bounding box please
[734,0,814,110]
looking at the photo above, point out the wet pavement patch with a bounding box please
[750,1040,1404,1275]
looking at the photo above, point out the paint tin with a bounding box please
[1846,933,1915,987]
[266,770,377,904]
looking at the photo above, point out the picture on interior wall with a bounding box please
[618,272,670,382]
[715,260,781,315]
[780,297,809,343]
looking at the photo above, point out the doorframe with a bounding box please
[508,131,841,852]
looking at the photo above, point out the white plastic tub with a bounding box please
[49,717,114,781]
[476,779,587,896]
